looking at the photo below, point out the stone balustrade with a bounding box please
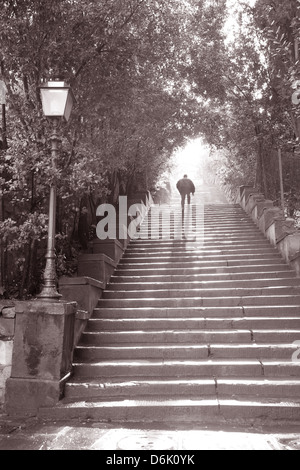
[236,185,300,276]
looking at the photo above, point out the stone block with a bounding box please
[1,307,16,318]
[266,219,297,246]
[0,365,11,387]
[0,340,13,365]
[10,300,76,381]
[59,276,104,315]
[0,317,15,337]
[78,253,117,285]
[277,232,300,263]
[59,276,105,348]
[258,206,284,234]
[239,185,254,201]
[0,365,11,403]
[253,200,274,221]
[240,186,258,209]
[290,254,300,277]
[244,189,260,207]
[5,377,62,416]
[263,207,284,230]
[245,193,265,215]
[0,301,15,318]
[5,300,77,415]
[92,238,124,264]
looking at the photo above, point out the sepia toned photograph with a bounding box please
[0,0,300,453]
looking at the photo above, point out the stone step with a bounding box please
[138,227,265,236]
[124,249,276,259]
[107,276,300,292]
[57,194,300,426]
[92,305,300,319]
[107,278,300,291]
[103,286,300,299]
[71,359,300,379]
[120,253,281,263]
[140,224,260,231]
[80,330,254,345]
[86,317,300,331]
[132,235,268,243]
[139,221,260,227]
[74,343,298,361]
[124,246,276,256]
[97,295,300,308]
[114,264,291,276]
[139,219,263,226]
[129,235,267,246]
[63,377,300,400]
[79,329,300,345]
[111,271,295,283]
[117,258,286,269]
[124,244,278,252]
[38,397,300,425]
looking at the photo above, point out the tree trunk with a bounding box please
[19,243,30,298]
[0,104,7,291]
[27,238,38,296]
[261,144,268,198]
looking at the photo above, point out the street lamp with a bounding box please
[38,80,75,301]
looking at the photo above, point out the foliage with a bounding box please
[203,0,300,213]
[2,0,300,298]
[0,0,228,298]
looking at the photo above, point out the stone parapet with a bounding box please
[92,238,124,264]
[77,253,117,285]
[252,200,274,223]
[245,193,265,216]
[240,186,259,210]
[59,276,105,348]
[238,185,300,275]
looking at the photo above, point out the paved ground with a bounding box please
[0,407,300,450]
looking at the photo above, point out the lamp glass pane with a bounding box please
[40,89,68,117]
[64,92,74,122]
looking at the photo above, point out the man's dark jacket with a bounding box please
[176,178,195,195]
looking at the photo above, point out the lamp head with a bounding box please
[39,80,75,122]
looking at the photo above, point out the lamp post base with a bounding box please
[37,287,62,302]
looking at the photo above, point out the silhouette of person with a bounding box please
[176,174,195,208]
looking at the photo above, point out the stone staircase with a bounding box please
[40,187,300,426]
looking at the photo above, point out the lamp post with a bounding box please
[38,80,75,301]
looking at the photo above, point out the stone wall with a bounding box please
[236,185,300,276]
[0,302,15,404]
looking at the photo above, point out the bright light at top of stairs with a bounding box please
[171,138,209,182]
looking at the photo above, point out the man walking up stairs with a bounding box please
[40,183,300,427]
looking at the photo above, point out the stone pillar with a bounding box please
[0,303,15,403]
[5,300,77,416]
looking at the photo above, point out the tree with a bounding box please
[199,0,300,215]
[0,0,229,298]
